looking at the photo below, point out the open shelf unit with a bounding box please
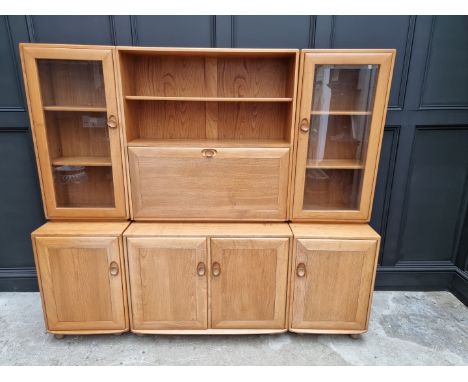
[117,49,298,146]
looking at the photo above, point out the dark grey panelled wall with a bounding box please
[0,16,467,304]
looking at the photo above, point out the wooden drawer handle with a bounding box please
[296,263,306,278]
[212,262,221,277]
[299,118,310,133]
[201,148,217,158]
[197,262,206,276]
[109,261,119,276]
[107,115,118,129]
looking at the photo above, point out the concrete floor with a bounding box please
[0,291,467,365]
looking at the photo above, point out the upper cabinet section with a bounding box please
[21,45,128,220]
[117,48,299,147]
[116,48,298,221]
[292,50,395,222]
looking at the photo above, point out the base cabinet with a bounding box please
[126,237,208,330]
[32,222,130,334]
[288,224,380,334]
[124,223,291,334]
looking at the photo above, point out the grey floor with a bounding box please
[0,291,467,365]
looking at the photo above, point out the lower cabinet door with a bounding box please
[210,238,289,329]
[290,239,378,331]
[34,236,127,331]
[126,237,208,330]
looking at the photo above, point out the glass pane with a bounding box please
[312,64,378,112]
[38,60,106,107]
[303,64,379,211]
[36,59,114,209]
[303,169,363,210]
[53,166,115,208]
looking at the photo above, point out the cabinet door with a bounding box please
[290,239,378,331]
[210,238,289,329]
[22,46,127,219]
[126,237,208,330]
[34,236,127,331]
[128,147,289,220]
[292,51,394,221]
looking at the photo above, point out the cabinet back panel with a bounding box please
[217,57,293,98]
[129,101,289,141]
[120,53,295,98]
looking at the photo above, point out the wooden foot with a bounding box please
[54,334,65,340]
[135,333,145,337]
[113,332,122,336]
[349,334,361,340]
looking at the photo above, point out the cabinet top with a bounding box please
[32,222,130,237]
[124,223,292,237]
[289,224,380,240]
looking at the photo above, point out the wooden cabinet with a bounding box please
[210,238,289,329]
[128,147,289,220]
[117,48,299,220]
[292,50,395,221]
[22,45,394,338]
[124,223,291,334]
[288,224,380,334]
[126,237,208,330]
[21,45,128,219]
[32,222,129,334]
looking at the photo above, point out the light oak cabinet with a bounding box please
[117,48,299,220]
[292,50,395,221]
[31,222,130,335]
[288,224,380,334]
[22,45,395,338]
[124,223,291,334]
[21,45,128,220]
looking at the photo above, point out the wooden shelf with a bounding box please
[311,111,371,116]
[44,106,107,112]
[306,159,364,169]
[51,156,112,167]
[127,139,291,148]
[125,96,293,102]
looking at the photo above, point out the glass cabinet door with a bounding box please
[293,51,394,221]
[22,47,127,218]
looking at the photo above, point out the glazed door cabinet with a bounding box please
[21,45,127,219]
[126,237,208,330]
[32,222,129,334]
[288,224,380,334]
[210,238,289,329]
[292,50,395,221]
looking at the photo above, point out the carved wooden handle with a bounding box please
[299,118,310,133]
[109,261,119,276]
[296,263,306,278]
[107,115,118,129]
[201,148,217,158]
[197,262,206,276]
[212,262,221,277]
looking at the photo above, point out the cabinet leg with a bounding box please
[113,333,122,336]
[349,334,361,340]
[135,333,145,337]
[54,334,65,340]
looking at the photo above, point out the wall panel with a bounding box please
[420,16,468,109]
